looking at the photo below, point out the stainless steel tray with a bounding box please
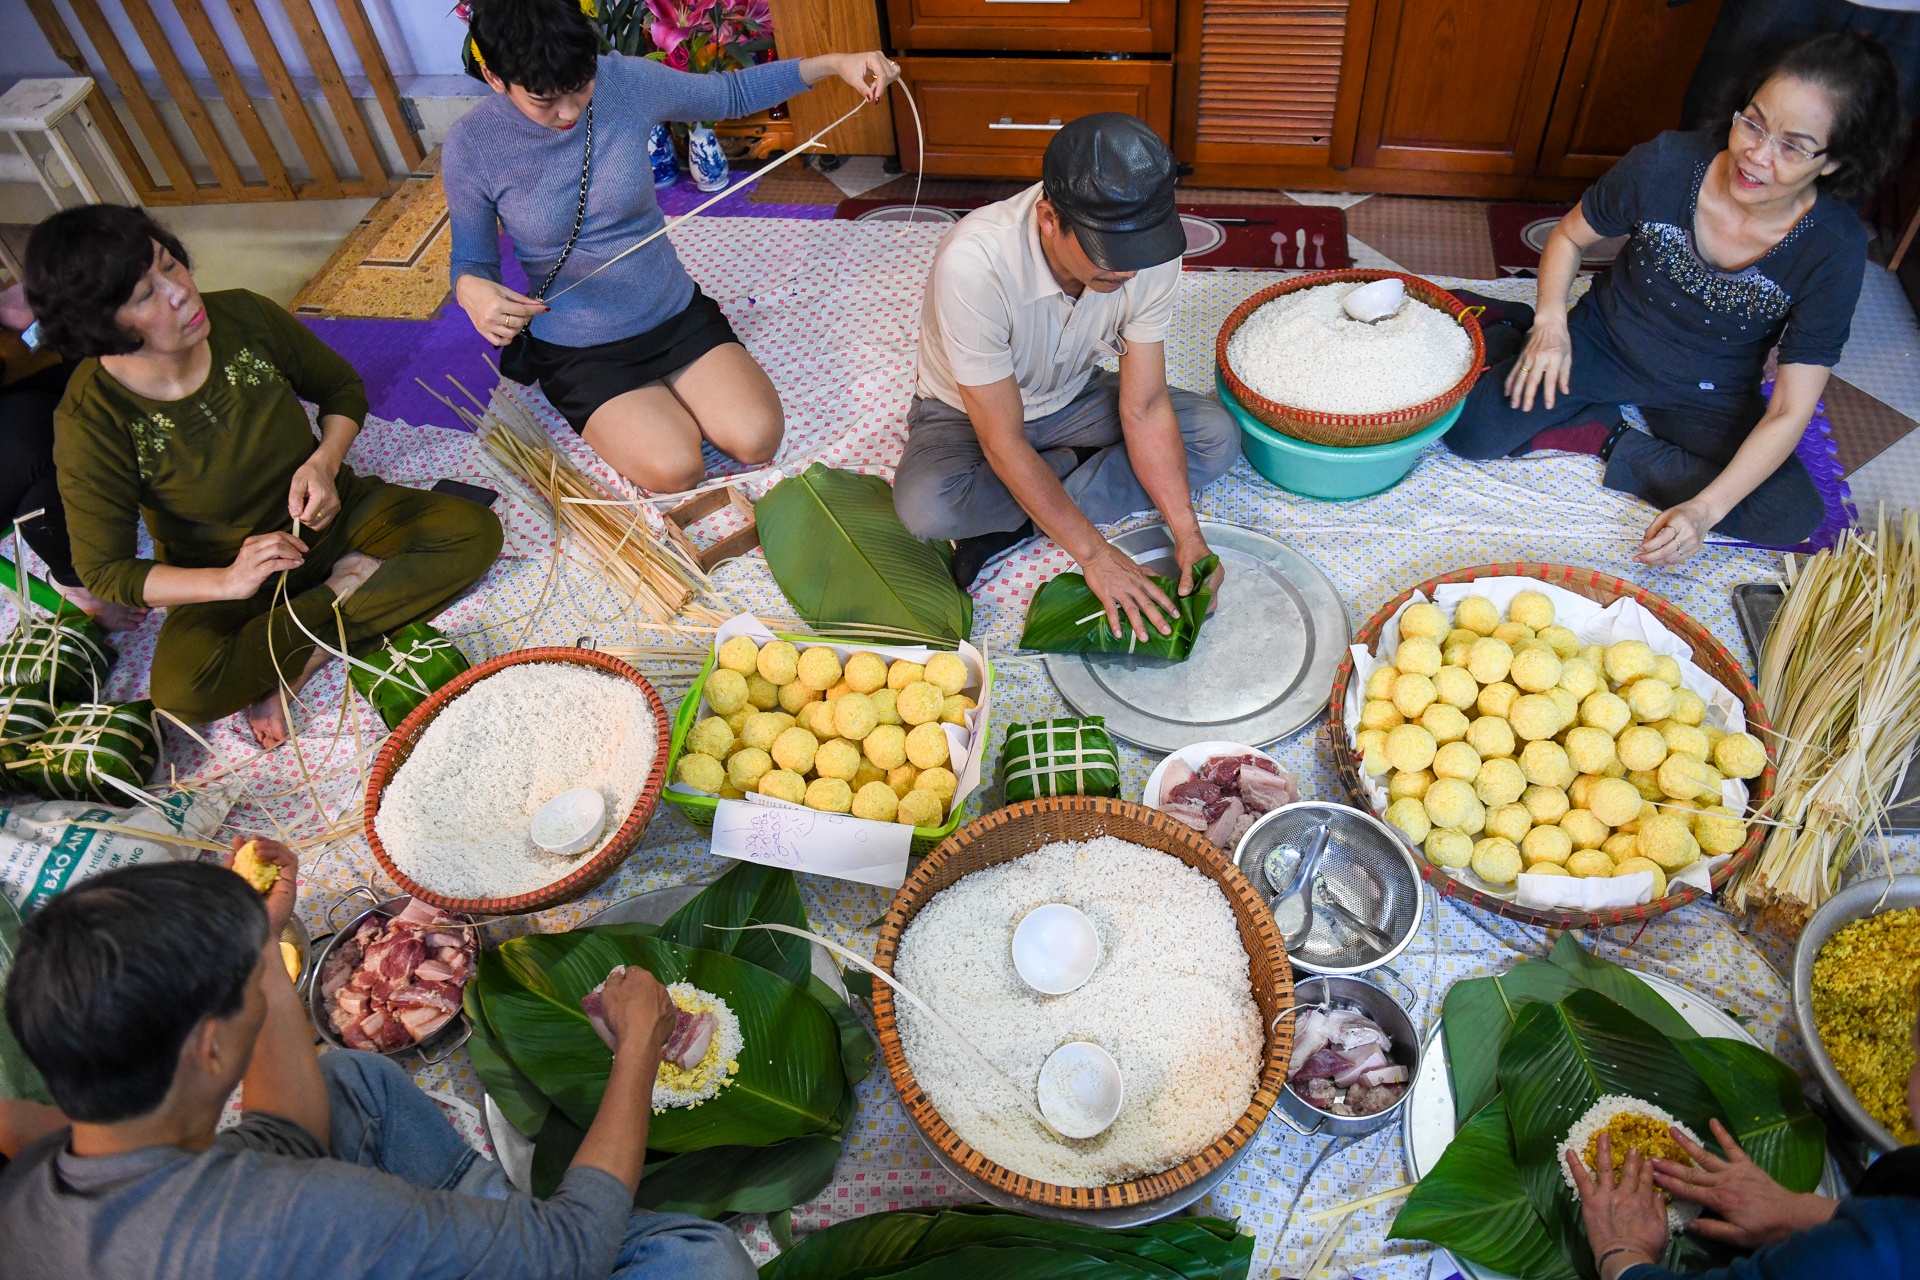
[1043,522,1349,751]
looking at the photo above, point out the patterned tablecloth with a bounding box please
[5,218,1912,1278]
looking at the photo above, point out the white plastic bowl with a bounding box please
[530,787,608,858]
[1342,276,1406,322]
[1038,1041,1125,1139]
[1011,903,1101,995]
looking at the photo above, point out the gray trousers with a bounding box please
[893,370,1242,541]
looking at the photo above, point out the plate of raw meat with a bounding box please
[1140,741,1300,850]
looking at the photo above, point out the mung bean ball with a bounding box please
[1521,740,1575,789]
[1659,721,1710,760]
[832,691,879,741]
[1385,797,1432,843]
[887,659,925,690]
[1446,627,1481,651]
[1467,714,1517,759]
[720,635,762,674]
[1455,595,1501,636]
[719,781,746,801]
[1568,774,1597,809]
[923,651,969,696]
[1493,622,1536,647]
[1444,639,1474,668]
[1713,731,1766,779]
[1701,724,1727,754]
[1421,703,1471,745]
[854,761,887,792]
[1366,665,1396,701]
[1567,849,1616,878]
[1670,687,1706,727]
[1652,654,1683,687]
[1624,678,1675,724]
[1509,693,1562,742]
[906,722,951,770]
[1658,754,1723,802]
[798,701,837,740]
[705,668,749,716]
[1472,836,1524,885]
[1588,776,1643,827]
[1434,741,1482,781]
[896,681,944,726]
[851,781,899,823]
[915,766,958,807]
[1478,681,1520,719]
[779,680,821,715]
[1528,861,1571,878]
[728,746,776,791]
[1616,724,1668,772]
[868,688,901,727]
[1604,640,1657,686]
[1477,757,1528,807]
[723,708,752,736]
[758,769,807,804]
[1389,768,1435,801]
[1507,590,1554,630]
[1560,808,1611,850]
[1392,672,1439,718]
[888,764,918,797]
[687,715,735,759]
[1636,813,1699,871]
[1612,855,1667,900]
[1579,690,1631,736]
[1361,699,1404,732]
[1620,799,1657,833]
[1628,769,1663,801]
[1557,657,1601,700]
[1694,805,1749,855]
[1538,624,1581,658]
[1602,832,1638,861]
[1361,738,1391,777]
[805,777,853,813]
[1509,646,1562,693]
[1396,636,1444,677]
[897,788,945,828]
[1386,723,1439,773]
[1548,688,1580,729]
[797,646,843,692]
[827,681,854,701]
[1523,784,1571,825]
[1425,829,1474,869]
[844,651,889,693]
[1522,824,1573,866]
[1488,801,1533,844]
[942,694,976,727]
[755,640,799,685]
[862,723,908,770]
[1562,726,1616,777]
[676,752,725,793]
[1467,637,1514,684]
[746,672,781,711]
[770,726,819,774]
[1432,666,1479,711]
[1400,602,1449,640]
[1424,777,1485,834]
[1358,727,1388,755]
[814,738,861,782]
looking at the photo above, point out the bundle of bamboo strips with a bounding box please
[1728,508,1920,934]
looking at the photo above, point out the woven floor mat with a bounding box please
[291,151,453,320]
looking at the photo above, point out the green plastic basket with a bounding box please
[1217,371,1463,501]
[661,631,994,857]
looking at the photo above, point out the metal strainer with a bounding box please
[1235,801,1423,975]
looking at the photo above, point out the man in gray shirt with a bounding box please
[0,849,754,1280]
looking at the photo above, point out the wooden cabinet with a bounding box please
[886,0,1175,54]
[893,58,1174,177]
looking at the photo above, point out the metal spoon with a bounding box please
[1322,891,1394,953]
[1270,821,1332,949]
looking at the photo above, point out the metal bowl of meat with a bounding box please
[1274,974,1418,1137]
[1143,742,1301,849]
[1234,801,1423,976]
[309,889,476,1062]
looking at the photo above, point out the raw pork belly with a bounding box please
[322,897,475,1052]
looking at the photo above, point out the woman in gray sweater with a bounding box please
[446,0,893,491]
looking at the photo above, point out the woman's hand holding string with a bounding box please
[802,52,899,102]
[287,455,342,531]
[456,274,547,347]
[222,532,307,601]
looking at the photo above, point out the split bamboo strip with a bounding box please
[1728,508,1920,934]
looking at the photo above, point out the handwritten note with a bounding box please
[710,796,913,889]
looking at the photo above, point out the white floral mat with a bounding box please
[3,218,1911,1278]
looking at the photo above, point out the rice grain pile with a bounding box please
[893,837,1263,1187]
[1226,281,1472,415]
[376,664,657,898]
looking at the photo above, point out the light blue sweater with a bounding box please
[444,53,807,348]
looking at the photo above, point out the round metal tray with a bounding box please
[1043,522,1348,752]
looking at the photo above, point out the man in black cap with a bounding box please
[894,112,1238,640]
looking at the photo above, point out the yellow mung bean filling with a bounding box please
[1581,1113,1690,1180]
[1811,907,1920,1144]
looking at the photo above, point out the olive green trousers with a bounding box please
[149,478,503,724]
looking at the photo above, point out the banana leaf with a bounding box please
[755,464,973,644]
[1018,556,1221,661]
[1387,1098,1576,1280]
[475,925,844,1149]
[0,893,50,1104]
[1674,1037,1825,1193]
[0,614,112,704]
[463,975,551,1139]
[12,701,159,803]
[1442,959,1580,1127]
[1544,933,1698,1043]
[531,1106,588,1199]
[637,1134,843,1216]
[659,862,812,988]
[811,974,873,1095]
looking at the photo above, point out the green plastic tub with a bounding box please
[1217,371,1464,501]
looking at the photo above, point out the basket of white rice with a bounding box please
[364,647,671,914]
[871,795,1294,1210]
[1217,269,1484,448]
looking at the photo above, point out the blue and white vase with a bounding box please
[647,123,678,189]
[688,122,729,193]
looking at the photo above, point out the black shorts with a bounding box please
[527,289,740,432]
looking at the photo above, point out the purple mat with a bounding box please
[1732,382,1854,554]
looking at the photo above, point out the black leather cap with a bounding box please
[1041,113,1183,272]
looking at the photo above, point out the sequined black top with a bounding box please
[1576,130,1867,398]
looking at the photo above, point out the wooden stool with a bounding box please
[0,78,143,213]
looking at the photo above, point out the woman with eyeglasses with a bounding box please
[1445,32,1906,565]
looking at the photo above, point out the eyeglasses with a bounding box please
[1731,111,1826,165]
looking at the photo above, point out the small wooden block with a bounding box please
[665,485,760,572]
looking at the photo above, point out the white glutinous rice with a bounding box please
[1225,281,1472,415]
[1557,1095,1704,1233]
[375,664,656,898]
[893,837,1263,1186]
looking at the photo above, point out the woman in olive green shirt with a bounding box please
[28,204,502,749]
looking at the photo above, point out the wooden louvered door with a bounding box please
[1174,0,1362,177]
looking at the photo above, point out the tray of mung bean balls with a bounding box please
[1327,564,1774,931]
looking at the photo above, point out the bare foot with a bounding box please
[53,581,150,632]
[326,551,383,605]
[246,647,330,750]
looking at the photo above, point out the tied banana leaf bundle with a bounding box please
[1019,555,1221,661]
[759,1205,1256,1279]
[0,686,58,768]
[1387,936,1824,1279]
[465,862,872,1220]
[8,701,159,804]
[0,614,112,704]
[999,717,1120,803]
[349,622,470,729]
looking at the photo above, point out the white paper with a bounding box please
[1514,853,1730,911]
[710,796,912,889]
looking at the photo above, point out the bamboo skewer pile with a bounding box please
[1728,508,1920,933]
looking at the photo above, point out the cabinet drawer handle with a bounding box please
[989,117,1065,131]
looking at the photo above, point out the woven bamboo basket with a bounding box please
[1216,269,1486,448]
[364,647,672,915]
[871,796,1294,1210]
[1327,564,1775,930]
